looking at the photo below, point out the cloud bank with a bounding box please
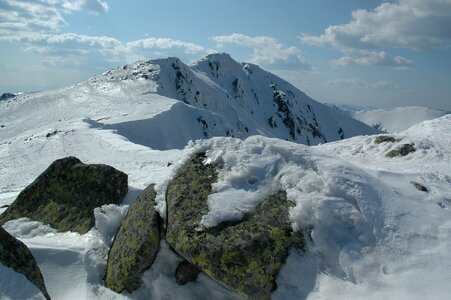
[301,0,451,67]
[212,33,312,70]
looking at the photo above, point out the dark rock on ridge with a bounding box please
[0,156,128,234]
[386,143,416,158]
[410,181,428,192]
[374,135,395,144]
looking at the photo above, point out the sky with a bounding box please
[0,0,450,110]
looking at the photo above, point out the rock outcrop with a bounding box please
[175,260,201,285]
[0,227,51,300]
[165,153,304,300]
[0,156,128,234]
[374,135,395,144]
[105,184,160,293]
[386,143,416,158]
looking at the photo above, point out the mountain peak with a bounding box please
[193,52,242,74]
[202,52,235,63]
[79,53,376,147]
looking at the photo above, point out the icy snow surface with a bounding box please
[0,55,450,299]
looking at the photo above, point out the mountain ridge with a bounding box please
[78,53,377,148]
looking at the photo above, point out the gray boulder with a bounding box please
[165,153,304,300]
[105,184,160,293]
[0,226,51,300]
[0,156,128,234]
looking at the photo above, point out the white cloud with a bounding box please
[127,38,207,54]
[0,1,210,68]
[64,0,109,14]
[370,81,399,90]
[1,30,210,68]
[0,0,108,35]
[328,78,399,90]
[332,51,412,67]
[301,0,451,66]
[212,33,312,70]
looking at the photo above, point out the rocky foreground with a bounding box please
[0,154,305,300]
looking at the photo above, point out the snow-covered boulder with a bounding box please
[0,156,128,234]
[165,153,304,300]
[0,226,51,300]
[105,184,160,293]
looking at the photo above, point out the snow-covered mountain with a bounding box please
[4,54,451,300]
[337,105,449,133]
[84,53,377,148]
[1,54,375,152]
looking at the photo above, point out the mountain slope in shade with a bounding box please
[349,106,449,133]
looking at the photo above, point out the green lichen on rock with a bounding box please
[374,135,395,144]
[105,184,160,293]
[386,143,416,158]
[166,153,304,300]
[0,227,51,300]
[0,156,128,234]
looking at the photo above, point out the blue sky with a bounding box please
[1,0,450,110]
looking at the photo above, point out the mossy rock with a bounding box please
[386,143,416,158]
[0,227,51,300]
[165,153,304,300]
[374,135,395,144]
[105,184,160,293]
[0,157,128,234]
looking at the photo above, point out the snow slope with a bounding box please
[2,109,450,299]
[351,106,450,132]
[1,54,449,299]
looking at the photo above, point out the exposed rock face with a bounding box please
[0,227,51,300]
[165,153,304,300]
[175,260,201,285]
[386,143,416,158]
[410,181,428,192]
[0,92,15,100]
[105,184,160,293]
[374,135,395,144]
[0,157,128,234]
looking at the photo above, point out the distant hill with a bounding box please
[334,105,449,132]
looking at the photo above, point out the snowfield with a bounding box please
[350,106,450,133]
[1,55,450,299]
